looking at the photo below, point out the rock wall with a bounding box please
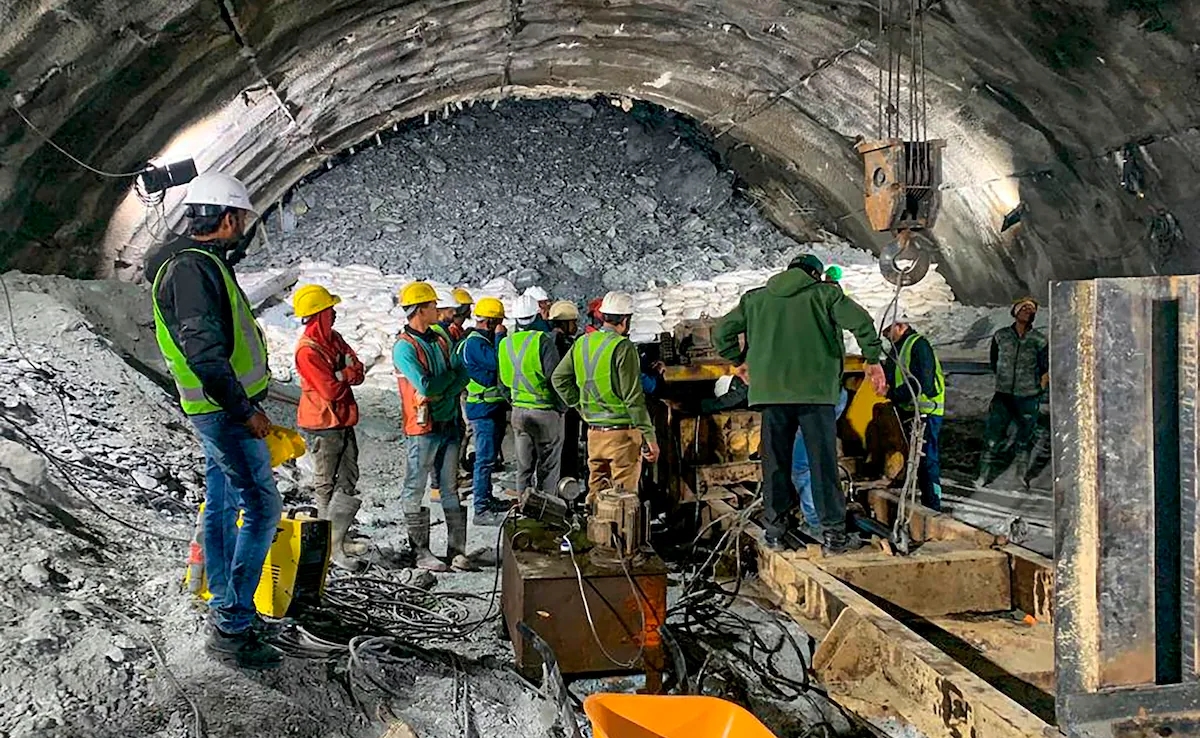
[2,1,1199,304]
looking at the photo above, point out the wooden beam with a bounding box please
[1004,545,1054,624]
[865,488,1005,548]
[815,546,1012,617]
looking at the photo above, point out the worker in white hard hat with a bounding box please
[523,286,553,332]
[147,171,282,669]
[879,307,946,511]
[500,295,567,503]
[432,288,461,344]
[552,291,659,499]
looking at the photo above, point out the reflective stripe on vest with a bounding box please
[151,248,270,415]
[894,333,945,417]
[456,332,505,405]
[572,330,632,425]
[499,331,555,410]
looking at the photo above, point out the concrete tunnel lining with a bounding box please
[3,1,1200,303]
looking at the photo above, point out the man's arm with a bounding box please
[393,339,431,395]
[714,300,748,364]
[1036,332,1050,388]
[158,257,255,422]
[989,336,999,374]
[295,344,350,402]
[538,336,565,410]
[831,293,883,363]
[615,343,656,443]
[551,349,581,408]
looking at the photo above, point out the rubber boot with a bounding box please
[445,506,477,572]
[1013,451,1030,487]
[327,492,367,572]
[405,508,449,573]
[315,488,333,520]
[973,462,991,489]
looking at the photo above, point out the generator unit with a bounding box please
[184,507,331,618]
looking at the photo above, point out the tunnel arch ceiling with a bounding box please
[2,0,1199,304]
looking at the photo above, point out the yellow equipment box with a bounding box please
[184,507,331,618]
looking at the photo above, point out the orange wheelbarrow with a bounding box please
[583,694,777,738]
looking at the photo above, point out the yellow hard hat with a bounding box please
[265,426,307,468]
[475,297,506,320]
[292,284,341,319]
[399,281,438,307]
[452,287,474,306]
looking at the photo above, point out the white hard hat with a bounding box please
[876,306,913,334]
[599,291,635,316]
[714,374,734,398]
[524,286,549,302]
[435,288,458,310]
[512,294,540,320]
[184,172,257,215]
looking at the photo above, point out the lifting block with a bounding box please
[816,546,1012,617]
[856,138,945,232]
[1053,276,1200,736]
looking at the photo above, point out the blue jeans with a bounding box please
[190,411,283,635]
[915,414,943,511]
[403,425,462,515]
[793,389,849,527]
[470,415,506,512]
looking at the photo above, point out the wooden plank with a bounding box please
[865,488,1005,548]
[816,547,1012,617]
[1004,545,1054,624]
[794,559,1057,738]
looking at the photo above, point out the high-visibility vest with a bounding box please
[394,330,452,436]
[572,330,633,425]
[456,331,505,405]
[151,248,270,415]
[294,336,360,430]
[894,332,945,417]
[498,331,556,410]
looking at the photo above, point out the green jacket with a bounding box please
[714,268,883,406]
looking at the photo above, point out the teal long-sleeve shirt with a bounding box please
[392,325,469,423]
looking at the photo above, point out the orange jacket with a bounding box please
[394,330,453,436]
[294,319,363,430]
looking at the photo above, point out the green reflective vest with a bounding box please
[499,331,555,410]
[572,330,632,425]
[151,248,271,415]
[894,332,945,417]
[456,331,505,405]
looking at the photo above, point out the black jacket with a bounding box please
[147,236,264,422]
[884,328,938,407]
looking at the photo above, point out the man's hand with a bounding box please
[865,363,888,396]
[245,411,271,439]
[1041,373,1050,390]
[651,361,666,375]
[643,441,661,463]
[734,363,750,384]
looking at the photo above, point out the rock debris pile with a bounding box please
[247,98,797,296]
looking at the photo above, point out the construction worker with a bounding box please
[585,297,604,334]
[714,253,885,554]
[975,297,1049,488]
[523,286,553,332]
[549,300,583,480]
[434,288,461,342]
[500,295,565,500]
[149,172,281,668]
[552,291,660,498]
[292,284,368,571]
[393,281,471,571]
[448,288,473,341]
[457,296,513,525]
[880,310,945,511]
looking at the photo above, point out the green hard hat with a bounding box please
[825,265,844,282]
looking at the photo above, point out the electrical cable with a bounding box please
[6,100,148,179]
[564,536,647,670]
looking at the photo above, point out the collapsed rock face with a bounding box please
[2,1,1199,302]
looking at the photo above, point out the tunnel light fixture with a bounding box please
[1001,203,1027,233]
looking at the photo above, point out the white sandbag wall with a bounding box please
[246,252,997,392]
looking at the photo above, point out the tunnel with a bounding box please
[4,0,1198,303]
